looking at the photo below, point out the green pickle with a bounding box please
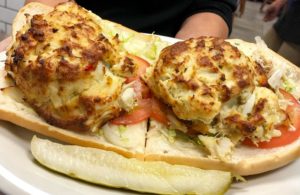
[31,136,232,195]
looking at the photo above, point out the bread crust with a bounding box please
[0,90,145,159]
[2,3,152,160]
[2,2,300,176]
[144,39,300,175]
[145,135,300,175]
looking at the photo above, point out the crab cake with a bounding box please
[144,37,268,131]
[5,3,133,132]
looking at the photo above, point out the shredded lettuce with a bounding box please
[96,129,104,137]
[160,129,176,143]
[159,128,196,144]
[118,125,129,142]
[101,21,169,63]
[282,77,295,93]
[233,174,246,182]
[118,125,127,133]
[122,35,169,63]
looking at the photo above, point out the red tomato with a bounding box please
[279,89,300,128]
[84,64,96,71]
[111,99,152,125]
[125,54,150,82]
[125,77,137,84]
[243,125,300,148]
[150,98,169,125]
[243,89,300,148]
[128,54,150,77]
[111,98,169,125]
[131,79,151,99]
[112,53,168,126]
[110,108,150,125]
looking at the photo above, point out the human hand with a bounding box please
[175,12,229,40]
[263,0,287,22]
[0,37,12,52]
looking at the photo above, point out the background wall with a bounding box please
[0,0,25,35]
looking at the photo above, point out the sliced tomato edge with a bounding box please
[243,89,300,148]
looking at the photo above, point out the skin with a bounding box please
[175,12,229,39]
[25,0,69,7]
[0,0,230,51]
[0,36,11,52]
[263,0,287,22]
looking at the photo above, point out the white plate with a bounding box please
[0,121,300,195]
[1,37,300,195]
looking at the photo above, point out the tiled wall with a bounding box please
[0,0,25,35]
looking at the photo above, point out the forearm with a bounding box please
[25,0,68,7]
[275,0,288,6]
[175,12,229,40]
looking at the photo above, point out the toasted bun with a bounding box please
[144,38,300,175]
[1,2,155,160]
[2,2,300,176]
[0,75,147,159]
[145,120,300,176]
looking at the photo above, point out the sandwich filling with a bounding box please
[5,2,300,162]
[145,37,298,161]
[5,2,156,132]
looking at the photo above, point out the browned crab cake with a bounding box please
[5,2,133,132]
[144,37,267,132]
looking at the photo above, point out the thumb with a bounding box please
[263,6,277,21]
[0,36,12,52]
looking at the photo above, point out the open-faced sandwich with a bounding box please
[0,1,300,194]
[144,36,300,175]
[2,1,169,160]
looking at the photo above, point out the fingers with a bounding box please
[263,5,279,22]
[263,0,286,22]
[175,13,229,39]
[0,36,12,52]
[264,9,277,21]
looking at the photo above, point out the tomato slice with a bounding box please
[112,54,168,126]
[126,54,150,82]
[125,77,137,84]
[128,54,150,76]
[150,98,169,125]
[84,64,96,71]
[111,98,169,125]
[131,79,151,99]
[279,88,300,128]
[111,99,152,125]
[110,108,150,125]
[243,125,300,148]
[243,89,300,148]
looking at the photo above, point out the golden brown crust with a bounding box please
[144,38,300,175]
[145,37,258,126]
[2,2,300,177]
[0,97,143,159]
[10,2,53,49]
[6,2,126,132]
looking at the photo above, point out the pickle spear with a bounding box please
[31,136,232,195]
